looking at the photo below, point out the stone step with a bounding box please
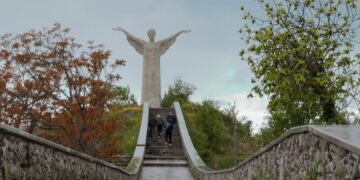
[146,109,186,160]
[147,144,182,148]
[147,145,182,148]
[145,148,183,153]
[145,152,185,156]
[146,136,180,141]
[146,149,183,152]
[145,149,184,152]
[146,147,183,151]
[142,159,188,167]
[148,139,181,142]
[145,154,185,157]
[145,152,184,155]
[146,149,183,153]
[149,108,174,118]
[146,141,182,145]
[146,138,181,141]
[144,156,186,160]
[146,137,181,140]
[146,135,180,138]
[146,146,183,150]
[145,150,184,154]
[147,134,181,136]
[147,146,182,149]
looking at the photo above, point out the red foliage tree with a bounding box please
[0,24,125,160]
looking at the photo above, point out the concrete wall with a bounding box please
[173,102,360,180]
[0,102,150,180]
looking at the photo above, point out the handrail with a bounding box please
[174,102,237,178]
[0,102,150,179]
[173,101,360,179]
[125,102,149,174]
[173,102,209,170]
[0,123,127,172]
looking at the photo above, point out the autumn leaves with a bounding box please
[0,24,125,160]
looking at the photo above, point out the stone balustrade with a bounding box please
[173,102,360,180]
[0,102,149,180]
[2,101,360,179]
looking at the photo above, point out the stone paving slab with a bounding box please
[140,166,195,180]
[144,155,186,160]
[143,159,188,166]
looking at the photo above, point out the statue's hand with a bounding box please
[182,30,191,33]
[113,27,125,32]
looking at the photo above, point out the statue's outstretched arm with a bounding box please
[159,30,191,43]
[113,27,146,55]
[158,30,191,55]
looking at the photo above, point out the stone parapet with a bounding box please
[173,102,360,179]
[0,102,150,179]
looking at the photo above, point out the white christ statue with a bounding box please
[113,27,190,107]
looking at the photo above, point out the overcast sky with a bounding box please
[0,0,269,131]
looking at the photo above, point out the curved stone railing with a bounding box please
[174,102,360,180]
[174,101,233,179]
[0,102,149,179]
[125,101,149,175]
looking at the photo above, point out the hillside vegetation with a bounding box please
[162,78,258,169]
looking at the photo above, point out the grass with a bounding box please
[206,153,245,169]
[181,102,255,170]
[111,105,142,156]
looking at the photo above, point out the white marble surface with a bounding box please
[114,28,190,107]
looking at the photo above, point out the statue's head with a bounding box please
[147,28,156,42]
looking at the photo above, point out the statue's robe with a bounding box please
[126,34,177,107]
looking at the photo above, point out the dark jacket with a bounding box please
[156,117,164,126]
[165,114,177,131]
[166,114,177,125]
[149,117,156,126]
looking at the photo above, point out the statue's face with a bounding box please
[147,29,156,42]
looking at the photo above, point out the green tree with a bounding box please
[113,86,137,105]
[184,101,231,162]
[161,77,196,107]
[240,0,360,136]
[195,100,231,153]
[183,101,256,169]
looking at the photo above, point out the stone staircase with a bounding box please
[143,108,187,167]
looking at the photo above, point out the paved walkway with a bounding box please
[140,166,195,180]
